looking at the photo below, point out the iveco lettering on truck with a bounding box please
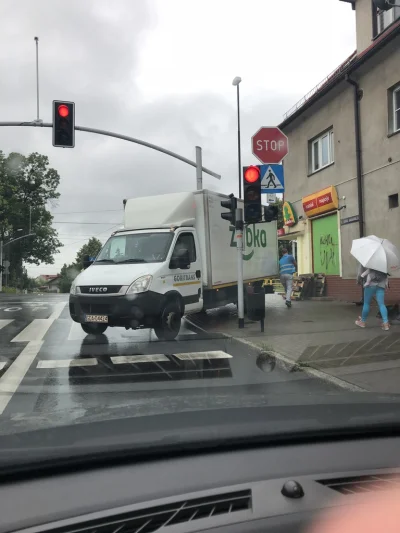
[69,190,278,340]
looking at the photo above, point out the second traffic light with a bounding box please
[53,100,75,148]
[220,193,237,225]
[243,165,262,224]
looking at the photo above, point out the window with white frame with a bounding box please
[377,7,400,34]
[309,130,334,174]
[393,87,400,132]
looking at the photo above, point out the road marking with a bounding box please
[0,341,43,415]
[175,351,232,360]
[111,354,169,364]
[0,363,6,371]
[0,319,13,331]
[11,302,66,342]
[67,321,85,341]
[37,358,98,368]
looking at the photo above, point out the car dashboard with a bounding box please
[0,435,399,533]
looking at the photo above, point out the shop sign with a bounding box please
[302,186,338,218]
[283,201,298,227]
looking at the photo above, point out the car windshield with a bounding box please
[95,232,173,264]
[2,0,400,467]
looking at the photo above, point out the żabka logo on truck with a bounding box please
[230,224,267,261]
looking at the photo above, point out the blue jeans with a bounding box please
[362,286,388,323]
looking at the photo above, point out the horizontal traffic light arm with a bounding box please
[0,121,221,179]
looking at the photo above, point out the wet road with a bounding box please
[0,294,338,432]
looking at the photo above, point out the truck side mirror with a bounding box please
[169,248,190,270]
[83,254,94,270]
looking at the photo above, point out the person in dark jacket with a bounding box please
[355,264,390,331]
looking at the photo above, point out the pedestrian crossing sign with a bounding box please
[260,164,285,193]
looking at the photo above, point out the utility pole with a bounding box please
[235,207,244,328]
[34,37,40,121]
[196,146,203,191]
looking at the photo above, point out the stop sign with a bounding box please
[251,127,289,164]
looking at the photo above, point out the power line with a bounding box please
[53,221,121,225]
[51,209,123,215]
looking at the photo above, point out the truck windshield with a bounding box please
[95,232,173,264]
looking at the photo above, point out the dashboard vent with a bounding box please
[57,490,251,533]
[318,473,400,495]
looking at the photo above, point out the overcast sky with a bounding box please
[0,0,356,276]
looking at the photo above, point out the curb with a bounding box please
[225,334,367,393]
[185,315,367,392]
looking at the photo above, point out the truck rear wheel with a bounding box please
[154,301,181,341]
[81,323,108,335]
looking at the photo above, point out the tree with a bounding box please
[59,263,81,293]
[75,237,103,268]
[0,151,63,283]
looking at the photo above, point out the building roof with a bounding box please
[279,19,400,130]
[36,274,59,281]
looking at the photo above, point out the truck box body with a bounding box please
[123,190,278,289]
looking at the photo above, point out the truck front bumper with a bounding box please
[69,291,164,328]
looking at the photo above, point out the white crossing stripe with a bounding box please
[67,321,85,341]
[175,351,232,360]
[0,319,13,331]
[11,302,66,342]
[111,354,169,364]
[37,358,98,369]
[0,362,7,371]
[11,319,54,342]
[0,341,43,415]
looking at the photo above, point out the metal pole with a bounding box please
[29,206,32,234]
[236,208,244,328]
[0,240,3,292]
[0,122,221,180]
[236,84,242,199]
[196,146,203,191]
[34,37,40,121]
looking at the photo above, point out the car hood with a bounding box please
[75,262,161,287]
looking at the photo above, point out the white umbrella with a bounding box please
[351,235,400,274]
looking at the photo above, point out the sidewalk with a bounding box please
[189,295,400,394]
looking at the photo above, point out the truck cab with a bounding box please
[70,226,204,340]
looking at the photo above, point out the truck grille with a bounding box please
[80,286,122,294]
[81,303,112,315]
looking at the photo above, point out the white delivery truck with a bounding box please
[69,190,278,339]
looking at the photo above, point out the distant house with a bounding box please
[35,274,60,293]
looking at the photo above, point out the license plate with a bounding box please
[85,314,108,323]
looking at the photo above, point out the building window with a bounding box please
[309,129,334,174]
[388,84,400,134]
[377,7,400,35]
[389,193,399,209]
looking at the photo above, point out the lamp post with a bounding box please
[232,76,242,198]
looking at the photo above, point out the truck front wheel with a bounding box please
[81,323,108,335]
[154,301,181,341]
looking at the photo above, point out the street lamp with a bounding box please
[232,76,242,199]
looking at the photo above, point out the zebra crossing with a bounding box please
[0,299,234,416]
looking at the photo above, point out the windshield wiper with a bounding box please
[94,259,115,264]
[117,258,148,263]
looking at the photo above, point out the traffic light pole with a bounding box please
[0,122,221,181]
[235,208,245,329]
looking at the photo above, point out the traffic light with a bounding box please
[220,193,237,224]
[243,165,262,223]
[264,205,279,223]
[53,100,75,148]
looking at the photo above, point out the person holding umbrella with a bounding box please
[351,235,400,331]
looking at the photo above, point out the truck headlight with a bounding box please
[126,275,152,294]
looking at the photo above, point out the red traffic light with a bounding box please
[244,166,260,183]
[58,104,69,118]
